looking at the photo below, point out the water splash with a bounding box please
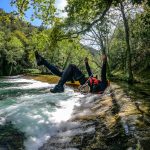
[0,77,83,150]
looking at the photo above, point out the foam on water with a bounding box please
[0,77,84,150]
[2,78,52,90]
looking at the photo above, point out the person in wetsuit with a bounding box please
[35,51,108,93]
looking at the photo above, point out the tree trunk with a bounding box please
[106,31,112,77]
[120,1,133,83]
[0,57,3,75]
[9,64,13,76]
[2,57,8,75]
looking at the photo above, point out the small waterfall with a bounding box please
[0,76,84,150]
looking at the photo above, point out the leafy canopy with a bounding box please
[11,0,56,24]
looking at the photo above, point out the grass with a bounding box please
[111,70,150,84]
[22,69,42,75]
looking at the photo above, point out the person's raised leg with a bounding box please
[99,54,108,92]
[35,51,63,77]
[50,64,87,93]
[101,54,107,82]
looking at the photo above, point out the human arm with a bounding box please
[84,57,93,77]
[101,54,107,81]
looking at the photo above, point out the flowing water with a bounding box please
[0,76,150,150]
[0,76,84,150]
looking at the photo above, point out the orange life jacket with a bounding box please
[89,77,101,86]
[88,77,110,93]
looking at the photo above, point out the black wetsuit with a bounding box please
[42,59,108,93]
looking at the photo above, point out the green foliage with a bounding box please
[27,20,95,74]
[6,34,24,64]
[0,0,149,83]
[10,0,147,27]
[108,2,150,82]
[57,39,93,70]
[30,30,49,51]
[66,0,108,23]
[0,31,5,56]
[0,9,37,75]
[23,68,41,74]
[109,25,127,71]
[130,3,150,71]
[11,0,56,24]
[14,30,29,45]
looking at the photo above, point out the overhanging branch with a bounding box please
[59,0,113,40]
[56,0,113,41]
[74,0,113,35]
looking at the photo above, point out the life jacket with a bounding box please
[89,77,101,86]
[88,77,110,93]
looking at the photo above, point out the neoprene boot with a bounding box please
[50,84,64,93]
[35,51,44,66]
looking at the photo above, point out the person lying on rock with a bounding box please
[35,51,109,93]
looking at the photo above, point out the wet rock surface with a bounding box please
[108,83,150,150]
[40,83,150,150]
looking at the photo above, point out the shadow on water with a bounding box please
[0,122,26,150]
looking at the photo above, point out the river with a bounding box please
[0,76,84,150]
[0,76,150,150]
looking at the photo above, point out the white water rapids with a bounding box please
[0,76,84,150]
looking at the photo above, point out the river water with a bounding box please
[0,76,150,150]
[0,76,84,150]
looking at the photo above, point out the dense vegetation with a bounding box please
[0,9,94,76]
[0,0,150,83]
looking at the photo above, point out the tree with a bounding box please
[120,1,133,82]
[0,31,6,75]
[10,0,146,35]
[81,18,112,77]
[14,30,30,66]
[109,24,127,72]
[2,0,148,80]
[6,34,24,75]
[10,0,56,25]
[130,2,150,72]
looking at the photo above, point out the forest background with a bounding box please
[0,0,149,83]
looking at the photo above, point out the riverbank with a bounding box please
[29,75,150,150]
[110,70,150,84]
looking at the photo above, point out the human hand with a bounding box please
[84,57,88,63]
[102,54,107,62]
